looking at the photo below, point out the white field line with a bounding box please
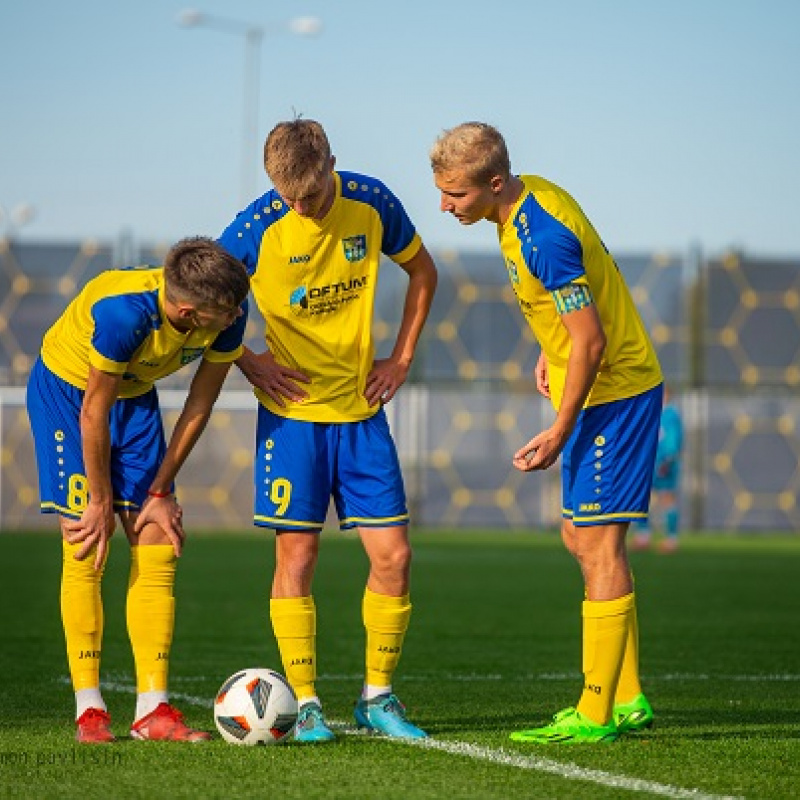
[346,733,745,800]
[71,677,746,800]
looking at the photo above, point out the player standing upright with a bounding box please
[430,122,663,743]
[26,237,249,743]
[219,119,438,742]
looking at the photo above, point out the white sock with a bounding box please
[75,688,106,719]
[362,684,391,701]
[298,694,321,709]
[135,690,169,721]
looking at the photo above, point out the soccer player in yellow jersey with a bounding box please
[431,122,663,744]
[219,119,438,741]
[26,237,249,743]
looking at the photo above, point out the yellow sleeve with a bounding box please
[390,233,422,265]
[88,348,128,375]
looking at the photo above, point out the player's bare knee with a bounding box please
[368,543,411,586]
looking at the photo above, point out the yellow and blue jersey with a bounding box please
[40,267,246,398]
[219,171,422,423]
[499,175,662,409]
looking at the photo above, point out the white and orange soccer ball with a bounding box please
[214,667,298,745]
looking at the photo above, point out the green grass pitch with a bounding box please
[1,530,799,799]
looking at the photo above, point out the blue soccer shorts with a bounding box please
[253,405,409,531]
[26,357,166,519]
[561,383,663,527]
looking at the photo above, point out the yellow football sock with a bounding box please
[61,540,106,691]
[126,545,175,693]
[615,595,643,704]
[576,593,634,726]
[270,596,316,701]
[363,588,412,688]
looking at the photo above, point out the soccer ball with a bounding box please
[214,667,298,745]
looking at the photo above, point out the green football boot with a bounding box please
[613,693,654,733]
[510,707,618,744]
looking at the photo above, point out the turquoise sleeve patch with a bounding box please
[551,282,594,315]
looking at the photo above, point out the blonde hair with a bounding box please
[264,119,332,197]
[430,122,511,184]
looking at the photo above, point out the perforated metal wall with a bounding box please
[1,240,797,531]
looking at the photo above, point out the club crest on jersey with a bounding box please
[342,235,367,262]
[289,285,309,317]
[181,347,205,365]
[505,258,520,285]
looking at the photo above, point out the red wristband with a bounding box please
[147,489,172,498]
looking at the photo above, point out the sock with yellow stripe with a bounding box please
[362,588,412,696]
[614,593,643,704]
[576,593,635,726]
[126,545,175,719]
[61,540,107,717]
[270,596,317,703]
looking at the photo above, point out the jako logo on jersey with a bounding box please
[289,254,310,264]
[342,235,367,262]
[579,503,602,512]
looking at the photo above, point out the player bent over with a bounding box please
[219,119,438,742]
[431,123,662,743]
[26,237,249,743]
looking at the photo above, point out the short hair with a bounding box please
[163,237,249,310]
[430,122,511,184]
[264,119,332,198]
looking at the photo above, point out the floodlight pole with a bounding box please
[177,9,322,206]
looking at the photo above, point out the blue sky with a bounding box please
[2,0,799,257]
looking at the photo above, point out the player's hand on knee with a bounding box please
[134,495,186,557]
[63,501,115,570]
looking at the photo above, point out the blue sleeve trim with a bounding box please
[90,291,158,362]
[338,171,417,258]
[218,191,288,275]
[513,194,585,291]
